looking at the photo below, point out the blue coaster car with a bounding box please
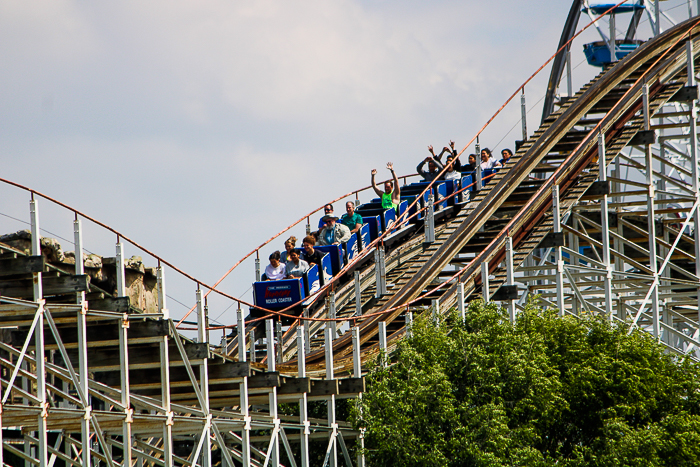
[461,174,474,197]
[361,214,382,241]
[358,223,370,251]
[315,245,344,276]
[345,232,360,261]
[253,277,306,310]
[410,181,447,210]
[443,179,460,205]
[305,263,321,295]
[401,196,420,221]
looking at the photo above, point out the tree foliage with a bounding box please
[351,301,700,466]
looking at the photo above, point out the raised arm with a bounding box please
[387,162,400,203]
[371,169,382,197]
[436,146,451,161]
[416,158,428,178]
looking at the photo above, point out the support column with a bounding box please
[157,265,169,319]
[521,88,528,140]
[237,308,250,467]
[119,314,132,466]
[266,320,279,467]
[351,325,365,467]
[608,12,616,63]
[328,291,337,340]
[30,199,47,467]
[457,282,466,322]
[566,47,573,98]
[481,262,490,303]
[250,328,256,363]
[686,40,700,324]
[643,83,660,339]
[654,0,660,36]
[255,253,261,282]
[354,271,362,317]
[303,309,310,355]
[116,241,126,298]
[431,299,440,324]
[425,192,435,244]
[36,300,47,467]
[275,322,283,365]
[378,322,387,368]
[297,327,310,467]
[505,238,516,322]
[374,247,387,298]
[197,289,211,467]
[476,139,482,190]
[324,328,337,467]
[354,270,362,316]
[598,132,614,318]
[553,186,565,315]
[74,218,91,467]
[160,327,173,467]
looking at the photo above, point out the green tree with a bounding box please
[351,301,700,466]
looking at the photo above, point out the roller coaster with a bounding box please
[3,2,700,466]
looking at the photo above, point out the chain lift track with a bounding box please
[3,15,700,467]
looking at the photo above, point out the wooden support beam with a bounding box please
[277,377,311,395]
[338,377,365,396]
[88,297,130,313]
[0,274,89,299]
[309,379,339,397]
[0,256,44,276]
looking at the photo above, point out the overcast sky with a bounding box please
[1,1,691,327]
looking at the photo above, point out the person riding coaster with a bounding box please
[371,162,401,211]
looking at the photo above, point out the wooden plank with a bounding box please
[248,372,280,389]
[309,379,339,396]
[0,274,89,299]
[338,377,365,395]
[278,377,311,395]
[88,297,130,313]
[0,256,44,276]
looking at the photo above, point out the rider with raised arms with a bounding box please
[371,162,401,211]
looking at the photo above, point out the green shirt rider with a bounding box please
[371,162,401,211]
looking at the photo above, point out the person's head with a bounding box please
[323,204,334,215]
[428,160,438,173]
[323,213,339,227]
[501,148,513,161]
[481,148,492,162]
[288,249,300,264]
[269,250,281,268]
[468,154,477,165]
[284,236,297,252]
[384,180,393,194]
[446,155,456,171]
[302,235,316,254]
[346,201,355,215]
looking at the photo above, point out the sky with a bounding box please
[1,0,693,330]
